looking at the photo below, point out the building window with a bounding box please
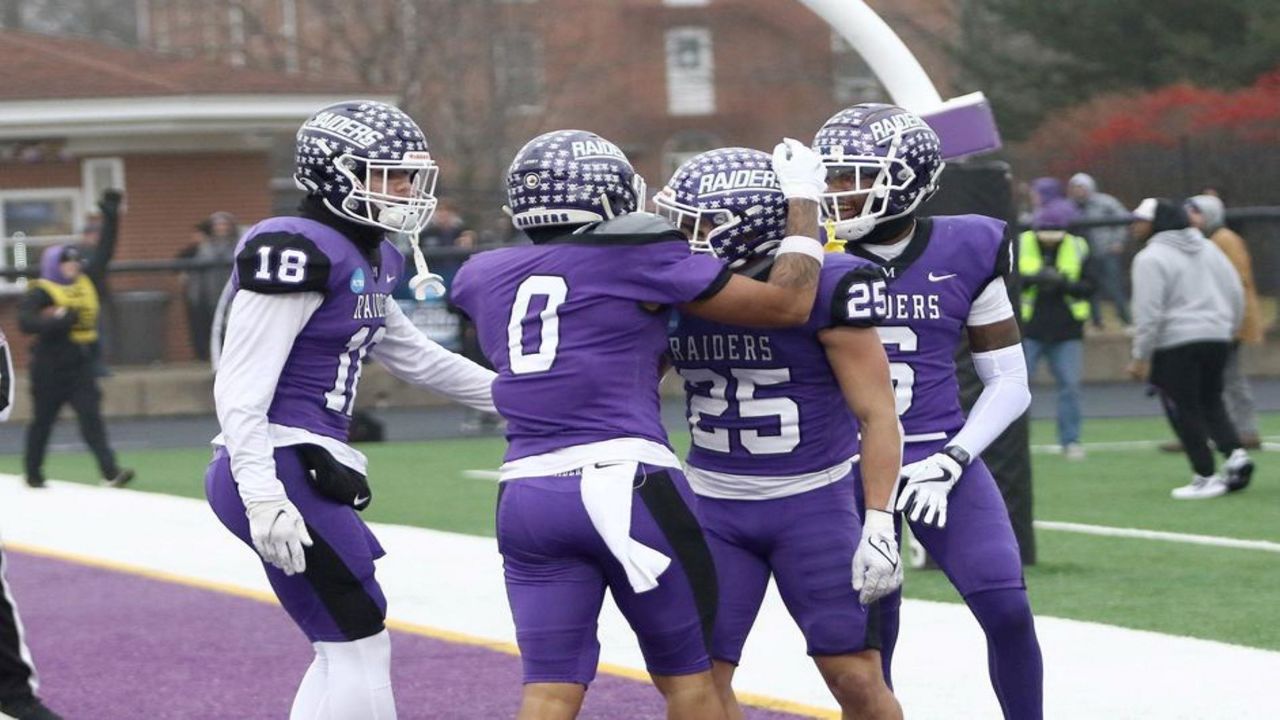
[831,33,885,105]
[228,4,246,66]
[665,26,715,116]
[0,189,83,292]
[81,157,126,211]
[280,0,300,72]
[494,31,545,114]
[660,130,723,183]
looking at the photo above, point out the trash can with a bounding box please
[108,290,171,365]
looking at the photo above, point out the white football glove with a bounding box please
[895,451,963,528]
[246,498,313,576]
[771,138,828,201]
[852,509,903,605]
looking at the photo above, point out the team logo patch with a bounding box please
[350,268,366,293]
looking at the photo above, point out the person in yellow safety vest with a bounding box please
[18,242,133,490]
[1018,193,1096,461]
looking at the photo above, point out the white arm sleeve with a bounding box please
[966,277,1016,327]
[214,290,322,504]
[0,334,12,423]
[948,343,1030,460]
[370,301,497,413]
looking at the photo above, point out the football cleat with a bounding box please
[102,468,135,489]
[1171,474,1228,500]
[1222,448,1254,492]
[0,697,65,720]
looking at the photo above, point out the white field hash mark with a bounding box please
[1035,520,1280,553]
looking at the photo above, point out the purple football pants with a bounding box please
[697,476,877,664]
[865,440,1043,720]
[496,465,716,686]
[205,446,388,643]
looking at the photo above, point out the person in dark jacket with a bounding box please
[1019,192,1096,460]
[18,224,133,489]
[177,211,239,361]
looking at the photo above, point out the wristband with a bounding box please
[777,235,825,264]
[943,445,972,467]
[864,507,895,532]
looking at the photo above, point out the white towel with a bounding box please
[579,460,671,593]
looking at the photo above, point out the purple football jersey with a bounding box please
[669,253,884,477]
[845,215,1011,437]
[450,218,729,462]
[231,216,405,441]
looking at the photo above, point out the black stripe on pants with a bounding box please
[0,547,38,705]
[1150,341,1242,477]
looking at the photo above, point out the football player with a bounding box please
[205,100,497,720]
[813,104,1043,719]
[450,130,827,720]
[656,147,903,719]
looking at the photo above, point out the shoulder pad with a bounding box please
[587,211,679,237]
[831,264,890,328]
[236,231,332,294]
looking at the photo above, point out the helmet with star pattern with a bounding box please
[652,147,788,266]
[293,99,438,234]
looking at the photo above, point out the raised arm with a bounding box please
[681,139,826,327]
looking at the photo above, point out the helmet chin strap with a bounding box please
[408,237,445,301]
[835,215,878,241]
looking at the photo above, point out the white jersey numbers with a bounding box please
[508,275,568,375]
[680,367,801,455]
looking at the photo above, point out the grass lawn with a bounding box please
[5,414,1277,649]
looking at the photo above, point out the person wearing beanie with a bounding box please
[1185,195,1263,449]
[1067,173,1133,330]
[17,238,134,490]
[1127,198,1254,499]
[1019,191,1095,460]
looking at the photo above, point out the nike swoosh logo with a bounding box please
[593,461,628,470]
[353,495,369,506]
[387,276,396,282]
[928,272,957,282]
[870,537,900,568]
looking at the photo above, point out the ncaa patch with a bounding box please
[350,267,366,293]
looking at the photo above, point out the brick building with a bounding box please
[0,0,964,365]
[135,0,961,210]
[0,29,385,366]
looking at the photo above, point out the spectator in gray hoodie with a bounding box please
[1068,173,1132,330]
[1126,198,1254,499]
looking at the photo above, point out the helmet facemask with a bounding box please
[331,147,439,234]
[819,129,939,241]
[653,188,779,267]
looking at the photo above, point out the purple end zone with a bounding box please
[4,551,812,719]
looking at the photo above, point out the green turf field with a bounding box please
[5,414,1278,651]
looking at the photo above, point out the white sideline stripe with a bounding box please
[4,474,1280,718]
[1031,435,1280,453]
[462,469,501,481]
[1036,520,1280,553]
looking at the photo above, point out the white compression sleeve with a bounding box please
[302,631,395,720]
[967,277,1015,327]
[948,344,1030,460]
[369,302,497,413]
[214,290,322,504]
